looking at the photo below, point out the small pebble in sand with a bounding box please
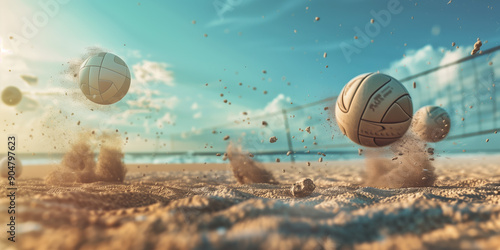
[392,157,398,161]
[429,158,435,161]
[276,158,280,163]
[204,34,208,37]
[223,135,230,141]
[262,70,267,74]
[358,149,363,156]
[354,36,358,39]
[287,151,292,156]
[318,157,323,162]
[315,17,320,21]
[270,136,278,143]
[324,107,329,110]
[413,81,416,89]
[262,121,268,126]
[249,153,254,158]
[452,42,456,47]
[370,18,374,24]
[307,162,311,166]
[216,153,221,156]
[489,62,493,66]
[291,178,316,198]
[223,99,228,103]
[486,139,490,142]
[495,131,498,134]
[323,52,327,58]
[242,111,248,115]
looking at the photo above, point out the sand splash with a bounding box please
[363,133,436,188]
[226,142,278,184]
[45,132,126,184]
[62,46,105,81]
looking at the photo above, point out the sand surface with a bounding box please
[2,155,500,250]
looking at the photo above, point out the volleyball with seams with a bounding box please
[335,73,413,147]
[411,105,451,142]
[78,52,131,105]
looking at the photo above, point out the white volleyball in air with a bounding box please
[78,52,131,105]
[0,156,22,178]
[411,105,451,142]
[335,73,413,147]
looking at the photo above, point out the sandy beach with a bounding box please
[2,155,500,250]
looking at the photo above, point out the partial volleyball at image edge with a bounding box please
[78,52,131,105]
[335,73,413,147]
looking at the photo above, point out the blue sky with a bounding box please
[1,0,499,154]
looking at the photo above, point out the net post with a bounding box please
[282,109,295,163]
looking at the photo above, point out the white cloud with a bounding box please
[126,95,179,110]
[431,25,441,36]
[384,45,441,77]
[191,102,198,110]
[132,60,174,86]
[383,45,477,94]
[206,0,303,28]
[156,112,176,128]
[128,83,160,97]
[193,112,202,119]
[127,49,142,59]
[262,94,290,114]
[226,93,292,124]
